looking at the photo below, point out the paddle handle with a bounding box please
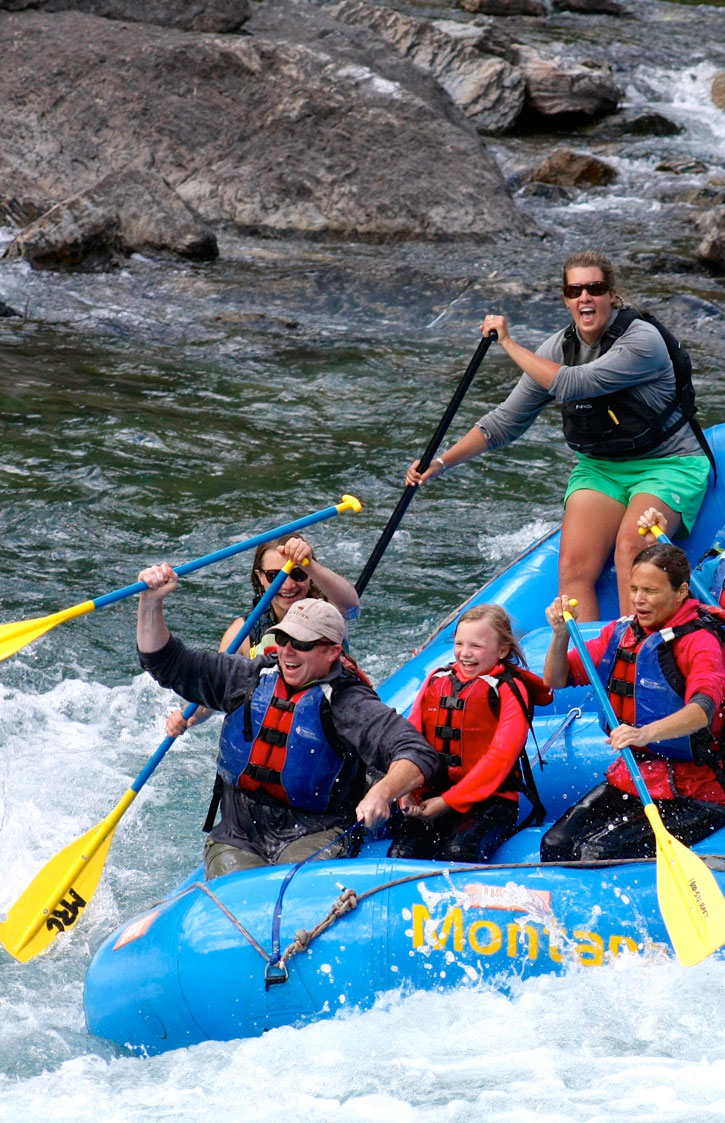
[130,560,303,794]
[640,523,710,603]
[93,496,361,610]
[563,608,653,807]
[355,332,497,595]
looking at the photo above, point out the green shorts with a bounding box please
[564,453,711,535]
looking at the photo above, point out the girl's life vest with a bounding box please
[410,661,552,824]
[596,612,725,767]
[217,665,361,813]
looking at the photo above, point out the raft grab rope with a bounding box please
[177,845,725,987]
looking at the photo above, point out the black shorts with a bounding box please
[540,781,725,863]
[388,796,518,864]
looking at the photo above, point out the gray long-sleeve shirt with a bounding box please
[477,312,702,459]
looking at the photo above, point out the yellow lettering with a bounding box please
[411,903,463,951]
[468,919,502,955]
[573,929,604,966]
[544,927,564,963]
[609,934,639,957]
[506,923,539,960]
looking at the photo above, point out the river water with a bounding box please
[3,1,725,1119]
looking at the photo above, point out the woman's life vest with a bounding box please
[559,307,714,468]
[217,666,354,813]
[595,612,725,766]
[413,662,551,824]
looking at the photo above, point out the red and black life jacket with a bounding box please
[596,609,725,768]
[415,662,552,826]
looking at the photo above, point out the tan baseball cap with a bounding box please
[274,599,345,645]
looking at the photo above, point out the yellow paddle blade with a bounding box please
[645,804,725,967]
[0,790,136,963]
[0,600,96,662]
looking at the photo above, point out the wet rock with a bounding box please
[529,148,617,188]
[0,8,532,242]
[520,181,574,201]
[554,0,623,13]
[589,111,683,139]
[666,293,725,320]
[0,0,251,32]
[712,71,725,110]
[512,45,622,125]
[431,17,515,62]
[672,186,725,207]
[695,208,725,273]
[331,1,525,133]
[634,253,704,277]
[3,169,218,270]
[458,0,547,14]
[4,197,124,271]
[0,299,21,316]
[656,156,709,175]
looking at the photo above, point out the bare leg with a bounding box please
[614,493,682,613]
[559,489,626,621]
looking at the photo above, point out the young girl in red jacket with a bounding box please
[388,604,551,863]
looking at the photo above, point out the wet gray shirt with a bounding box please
[477,312,702,459]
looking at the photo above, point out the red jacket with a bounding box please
[409,662,533,813]
[568,599,725,801]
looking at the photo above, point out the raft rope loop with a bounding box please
[265,821,362,986]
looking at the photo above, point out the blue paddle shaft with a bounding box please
[131,564,292,794]
[564,613,654,808]
[93,503,345,610]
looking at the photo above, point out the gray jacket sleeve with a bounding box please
[543,319,674,403]
[476,373,554,450]
[138,634,262,712]
[329,679,439,782]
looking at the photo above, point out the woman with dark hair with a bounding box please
[540,535,725,862]
[165,534,359,737]
[406,251,711,621]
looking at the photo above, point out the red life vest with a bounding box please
[413,662,552,802]
[599,610,725,767]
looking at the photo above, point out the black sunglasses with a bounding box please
[272,630,335,652]
[563,281,610,299]
[261,566,309,584]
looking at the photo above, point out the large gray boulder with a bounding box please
[331,1,525,134]
[695,208,725,272]
[0,0,251,31]
[513,45,622,122]
[3,169,218,268]
[0,7,533,245]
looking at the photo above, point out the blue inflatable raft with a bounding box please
[84,426,725,1055]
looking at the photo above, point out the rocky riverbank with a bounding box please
[0,0,724,274]
[0,0,624,266]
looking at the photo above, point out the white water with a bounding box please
[4,0,725,1113]
[3,672,725,1122]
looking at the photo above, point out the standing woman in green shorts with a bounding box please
[406,251,711,621]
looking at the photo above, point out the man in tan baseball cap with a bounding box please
[271,598,346,645]
[137,565,438,879]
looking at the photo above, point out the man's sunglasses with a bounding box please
[563,281,610,299]
[261,566,309,584]
[272,631,335,652]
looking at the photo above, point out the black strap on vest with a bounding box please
[498,667,547,829]
[203,772,224,833]
[562,308,716,475]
